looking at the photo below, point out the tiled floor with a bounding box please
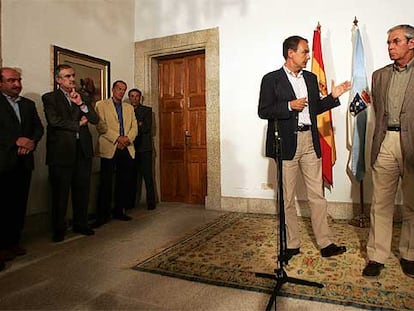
[0,203,365,310]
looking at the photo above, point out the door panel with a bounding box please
[159,52,207,204]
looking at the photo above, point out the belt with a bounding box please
[297,124,311,131]
[387,126,401,132]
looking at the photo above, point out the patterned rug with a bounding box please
[133,212,414,310]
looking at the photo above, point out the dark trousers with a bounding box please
[0,160,32,249]
[48,144,92,236]
[132,151,156,208]
[97,148,135,221]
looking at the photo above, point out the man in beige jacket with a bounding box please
[363,24,414,278]
[94,80,138,227]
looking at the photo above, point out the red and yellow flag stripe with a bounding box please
[311,23,336,186]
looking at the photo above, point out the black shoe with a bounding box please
[91,219,107,228]
[73,226,95,236]
[320,243,346,257]
[147,205,156,210]
[113,214,132,221]
[9,245,27,256]
[285,248,300,261]
[400,258,414,278]
[52,233,65,243]
[0,260,5,272]
[0,249,16,261]
[362,260,384,277]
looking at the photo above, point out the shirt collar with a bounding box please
[393,57,414,72]
[58,88,71,100]
[112,97,122,105]
[283,65,303,78]
[2,93,21,103]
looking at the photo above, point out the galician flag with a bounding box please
[311,23,336,187]
[347,22,370,182]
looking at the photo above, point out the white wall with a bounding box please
[2,0,408,215]
[135,0,411,204]
[2,0,136,214]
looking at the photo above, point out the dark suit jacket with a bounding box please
[42,89,98,166]
[0,93,44,172]
[133,104,153,153]
[258,67,340,160]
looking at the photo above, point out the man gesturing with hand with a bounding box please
[43,64,98,242]
[258,35,351,260]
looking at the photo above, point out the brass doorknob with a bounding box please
[185,130,191,146]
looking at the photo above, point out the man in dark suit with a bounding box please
[258,35,350,260]
[0,67,43,262]
[42,64,98,242]
[128,88,156,210]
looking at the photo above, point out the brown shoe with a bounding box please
[9,245,27,256]
[0,249,16,261]
[400,258,414,278]
[362,260,384,277]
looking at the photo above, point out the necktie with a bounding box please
[115,103,125,136]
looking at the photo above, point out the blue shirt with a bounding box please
[3,93,21,123]
[113,99,124,136]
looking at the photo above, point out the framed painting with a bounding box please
[52,45,110,106]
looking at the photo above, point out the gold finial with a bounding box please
[317,21,321,30]
[353,16,358,26]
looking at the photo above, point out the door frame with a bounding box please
[133,28,221,210]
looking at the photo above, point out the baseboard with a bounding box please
[21,198,401,240]
[220,196,402,221]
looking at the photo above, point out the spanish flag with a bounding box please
[311,23,336,187]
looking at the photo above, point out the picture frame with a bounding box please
[52,45,110,106]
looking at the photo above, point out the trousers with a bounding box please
[367,131,414,263]
[282,131,332,249]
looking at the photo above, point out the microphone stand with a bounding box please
[256,122,323,311]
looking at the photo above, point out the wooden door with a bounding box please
[159,52,207,204]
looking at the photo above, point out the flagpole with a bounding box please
[350,180,369,227]
[349,16,369,228]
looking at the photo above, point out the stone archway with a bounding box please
[133,28,221,210]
